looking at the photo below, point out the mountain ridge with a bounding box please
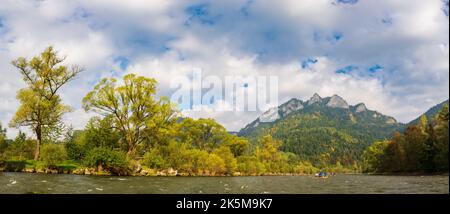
[238,93,403,166]
[406,99,449,127]
[240,93,399,134]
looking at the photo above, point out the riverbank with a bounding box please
[0,160,314,177]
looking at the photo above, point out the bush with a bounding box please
[205,153,226,175]
[1,160,26,172]
[41,143,67,167]
[142,148,166,169]
[237,156,266,175]
[295,161,318,174]
[84,147,128,173]
[64,130,86,161]
[213,146,237,175]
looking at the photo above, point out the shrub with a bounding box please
[295,161,318,174]
[205,153,226,175]
[2,160,26,172]
[213,146,237,175]
[237,156,266,175]
[41,143,67,167]
[84,147,128,172]
[142,148,166,169]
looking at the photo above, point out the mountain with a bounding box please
[238,94,404,166]
[406,100,449,127]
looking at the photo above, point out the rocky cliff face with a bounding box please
[307,93,322,105]
[258,107,280,123]
[355,103,368,113]
[326,95,349,109]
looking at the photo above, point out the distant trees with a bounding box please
[9,46,82,160]
[363,105,449,173]
[0,123,8,156]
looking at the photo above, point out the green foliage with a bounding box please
[82,74,177,157]
[1,160,27,172]
[294,161,318,174]
[64,129,86,161]
[83,147,128,171]
[176,118,229,151]
[204,153,226,175]
[237,156,266,175]
[64,117,122,161]
[142,147,167,169]
[5,132,35,160]
[213,146,237,175]
[84,116,122,149]
[225,136,250,157]
[362,141,389,172]
[9,46,82,160]
[433,104,449,171]
[0,123,8,161]
[255,135,288,173]
[40,143,67,167]
[0,123,6,156]
[363,105,449,173]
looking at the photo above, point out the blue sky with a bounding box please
[0,0,449,137]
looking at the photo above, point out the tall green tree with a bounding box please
[82,74,177,157]
[0,123,7,155]
[9,46,82,160]
[434,104,449,171]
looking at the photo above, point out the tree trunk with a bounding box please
[127,141,137,158]
[34,126,41,160]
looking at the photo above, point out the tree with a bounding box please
[9,46,82,160]
[82,74,177,157]
[64,129,86,161]
[7,131,35,160]
[403,125,428,171]
[434,104,449,171]
[362,141,389,172]
[256,135,284,172]
[0,123,5,140]
[176,118,229,151]
[83,116,121,150]
[213,146,237,175]
[224,136,249,157]
[0,123,7,156]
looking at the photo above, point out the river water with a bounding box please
[0,172,448,194]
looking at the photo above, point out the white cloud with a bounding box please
[0,0,448,138]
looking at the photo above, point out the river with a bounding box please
[0,172,448,194]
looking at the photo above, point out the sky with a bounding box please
[0,0,449,138]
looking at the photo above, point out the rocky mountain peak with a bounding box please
[326,94,349,109]
[355,103,367,113]
[280,98,304,115]
[258,107,280,123]
[307,93,322,105]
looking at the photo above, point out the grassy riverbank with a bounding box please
[0,159,357,177]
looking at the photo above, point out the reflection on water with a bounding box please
[0,172,448,194]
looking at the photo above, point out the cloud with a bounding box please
[0,0,448,138]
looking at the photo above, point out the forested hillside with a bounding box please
[239,94,404,167]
